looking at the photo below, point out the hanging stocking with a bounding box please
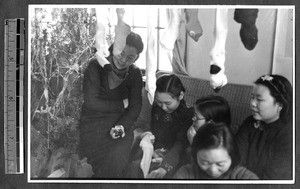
[185,9,203,42]
[145,8,157,105]
[113,8,131,57]
[139,132,155,178]
[209,8,229,92]
[95,7,110,67]
[160,8,183,50]
[234,9,259,50]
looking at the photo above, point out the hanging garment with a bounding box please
[209,8,229,92]
[113,8,131,57]
[160,8,183,50]
[234,9,259,51]
[185,9,203,42]
[95,7,110,67]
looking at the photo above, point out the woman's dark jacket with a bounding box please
[235,116,293,179]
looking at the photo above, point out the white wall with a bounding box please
[186,8,279,85]
[272,9,294,85]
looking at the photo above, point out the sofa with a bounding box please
[133,71,254,134]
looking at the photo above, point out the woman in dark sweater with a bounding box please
[125,74,193,178]
[235,74,293,179]
[79,32,144,178]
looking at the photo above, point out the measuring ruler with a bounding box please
[4,18,25,174]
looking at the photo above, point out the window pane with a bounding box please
[133,8,157,27]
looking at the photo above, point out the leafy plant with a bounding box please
[30,7,114,160]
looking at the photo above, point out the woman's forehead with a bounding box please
[155,92,175,101]
[253,84,272,96]
[197,147,230,161]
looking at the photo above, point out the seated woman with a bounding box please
[124,74,194,178]
[174,122,259,179]
[187,95,231,145]
[79,32,144,178]
[235,74,293,179]
[180,95,232,166]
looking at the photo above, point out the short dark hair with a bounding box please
[191,122,240,170]
[126,31,144,54]
[255,74,293,123]
[155,74,185,99]
[108,31,144,61]
[194,95,231,127]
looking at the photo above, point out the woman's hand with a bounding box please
[153,148,166,159]
[187,124,197,145]
[146,167,167,178]
[110,125,125,139]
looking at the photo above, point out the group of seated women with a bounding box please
[79,32,293,180]
[124,73,293,180]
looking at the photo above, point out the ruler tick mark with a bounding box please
[4,18,25,174]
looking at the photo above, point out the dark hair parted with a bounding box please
[255,74,293,123]
[194,95,231,127]
[155,74,185,99]
[191,122,240,170]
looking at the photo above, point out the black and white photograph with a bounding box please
[27,4,295,184]
[1,1,298,188]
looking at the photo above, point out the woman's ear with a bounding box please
[179,91,185,100]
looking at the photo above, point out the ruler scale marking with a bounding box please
[4,18,25,174]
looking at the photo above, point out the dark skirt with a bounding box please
[79,111,134,178]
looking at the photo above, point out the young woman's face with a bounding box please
[250,84,282,124]
[113,45,138,70]
[187,108,206,144]
[155,92,181,114]
[196,147,232,178]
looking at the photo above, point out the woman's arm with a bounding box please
[159,108,193,174]
[115,67,143,131]
[173,164,194,179]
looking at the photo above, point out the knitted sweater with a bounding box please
[150,101,193,173]
[80,57,143,132]
[235,116,293,180]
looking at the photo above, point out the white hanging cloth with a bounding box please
[160,8,183,50]
[145,8,158,105]
[209,8,229,91]
[95,7,110,67]
[113,8,131,57]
